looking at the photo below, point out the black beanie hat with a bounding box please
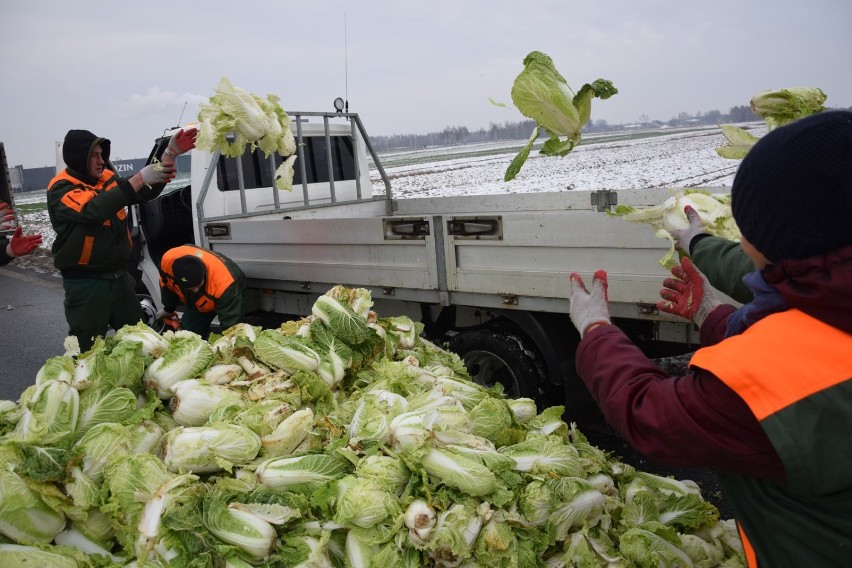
[731,110,852,263]
[62,129,111,177]
[172,255,206,288]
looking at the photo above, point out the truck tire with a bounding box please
[136,284,166,333]
[448,326,546,406]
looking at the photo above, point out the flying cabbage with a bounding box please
[503,51,617,181]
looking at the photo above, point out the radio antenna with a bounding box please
[344,12,349,112]
[176,101,188,126]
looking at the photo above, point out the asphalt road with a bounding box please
[0,263,69,401]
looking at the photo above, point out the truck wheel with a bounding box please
[137,289,165,333]
[448,326,546,405]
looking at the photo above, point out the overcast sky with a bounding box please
[2,0,850,168]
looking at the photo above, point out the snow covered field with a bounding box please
[10,122,760,268]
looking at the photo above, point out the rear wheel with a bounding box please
[137,289,166,333]
[448,326,546,406]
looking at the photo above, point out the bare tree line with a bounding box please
[370,105,761,151]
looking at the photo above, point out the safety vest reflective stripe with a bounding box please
[690,309,852,420]
[49,170,125,221]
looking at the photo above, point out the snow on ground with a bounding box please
[372,123,761,198]
[9,122,761,275]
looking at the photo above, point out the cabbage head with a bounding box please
[504,51,617,181]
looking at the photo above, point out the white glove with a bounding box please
[671,205,709,254]
[569,271,612,338]
[139,162,175,186]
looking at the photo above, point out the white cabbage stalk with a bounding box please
[128,420,166,455]
[261,408,314,457]
[163,425,261,473]
[0,545,78,568]
[507,398,537,424]
[420,447,497,497]
[143,337,214,399]
[255,454,348,492]
[34,356,75,385]
[170,379,243,427]
[0,468,66,544]
[54,528,123,563]
[237,355,272,379]
[13,378,79,444]
[202,364,245,385]
[135,473,198,558]
[404,499,437,545]
[274,154,298,192]
[204,503,277,563]
[113,322,170,357]
[345,529,376,568]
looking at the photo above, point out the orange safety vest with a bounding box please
[159,245,235,313]
[47,169,131,267]
[48,169,127,222]
[691,309,852,567]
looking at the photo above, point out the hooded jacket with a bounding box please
[47,130,159,275]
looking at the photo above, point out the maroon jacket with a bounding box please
[575,244,852,481]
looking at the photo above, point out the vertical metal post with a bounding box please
[323,114,336,203]
[295,114,309,206]
[269,153,280,210]
[350,119,362,200]
[234,151,247,214]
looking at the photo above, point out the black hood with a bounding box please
[62,129,111,181]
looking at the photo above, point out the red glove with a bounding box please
[0,201,15,231]
[657,256,721,327]
[162,127,198,164]
[7,226,43,257]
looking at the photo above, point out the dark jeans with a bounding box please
[63,273,142,351]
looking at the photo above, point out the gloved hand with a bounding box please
[568,270,612,338]
[671,205,708,254]
[139,162,176,186]
[7,226,43,257]
[161,127,198,164]
[0,201,15,231]
[156,309,181,330]
[657,256,722,327]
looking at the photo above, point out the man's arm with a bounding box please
[691,236,755,304]
[576,324,785,479]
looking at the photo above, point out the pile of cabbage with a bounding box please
[0,285,745,567]
[195,77,298,191]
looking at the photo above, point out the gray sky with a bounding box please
[2,0,850,168]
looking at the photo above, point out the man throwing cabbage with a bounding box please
[567,111,852,566]
[48,127,196,351]
[156,244,246,338]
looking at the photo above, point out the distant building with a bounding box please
[13,155,189,193]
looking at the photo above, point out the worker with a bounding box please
[567,110,852,566]
[0,201,42,266]
[157,244,247,338]
[48,127,196,351]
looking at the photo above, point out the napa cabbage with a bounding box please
[611,189,740,268]
[503,51,617,181]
